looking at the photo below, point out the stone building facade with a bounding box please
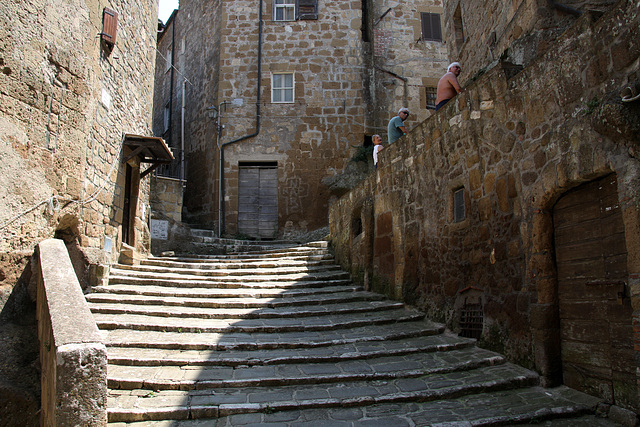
[0,0,160,422]
[330,0,640,414]
[153,0,449,239]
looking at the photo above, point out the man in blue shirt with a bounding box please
[387,108,409,144]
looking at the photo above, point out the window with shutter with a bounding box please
[296,0,318,20]
[101,8,118,53]
[421,12,442,42]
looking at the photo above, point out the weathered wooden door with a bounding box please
[553,173,636,410]
[238,164,278,239]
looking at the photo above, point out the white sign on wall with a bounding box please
[150,219,169,240]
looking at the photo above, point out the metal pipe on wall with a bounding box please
[218,0,263,236]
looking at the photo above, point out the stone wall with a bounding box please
[330,0,639,410]
[0,0,158,422]
[443,0,619,86]
[154,0,448,239]
[370,0,449,132]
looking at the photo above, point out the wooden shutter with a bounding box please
[102,8,118,47]
[421,12,442,42]
[296,0,318,20]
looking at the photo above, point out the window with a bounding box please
[453,187,465,223]
[297,0,318,20]
[165,47,172,72]
[272,73,294,103]
[421,13,442,42]
[274,0,295,21]
[424,87,437,110]
[101,8,117,55]
[163,103,170,132]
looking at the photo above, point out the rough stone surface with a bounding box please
[329,0,640,415]
[0,0,158,421]
[153,0,449,237]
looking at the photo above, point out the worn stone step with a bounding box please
[88,299,404,320]
[164,244,329,259]
[86,289,384,309]
[107,386,606,426]
[112,262,344,278]
[92,307,425,333]
[107,271,351,288]
[107,346,505,391]
[106,333,476,367]
[100,319,445,351]
[106,363,539,422]
[90,283,361,299]
[142,253,334,269]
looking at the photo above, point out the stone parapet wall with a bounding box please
[35,239,107,426]
[330,0,640,394]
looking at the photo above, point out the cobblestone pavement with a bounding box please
[91,240,625,425]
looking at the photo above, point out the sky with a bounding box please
[158,0,179,24]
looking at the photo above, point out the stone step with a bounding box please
[86,289,385,309]
[107,346,505,391]
[112,262,344,277]
[106,275,352,290]
[92,307,426,333]
[107,386,605,426]
[90,283,362,299]
[143,253,334,268]
[100,319,445,351]
[106,333,476,367]
[109,268,350,284]
[106,363,539,423]
[88,299,404,319]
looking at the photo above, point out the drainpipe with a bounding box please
[218,0,263,236]
[181,79,186,184]
[168,19,176,147]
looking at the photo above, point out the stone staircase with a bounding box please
[86,240,615,426]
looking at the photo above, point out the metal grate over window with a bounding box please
[459,301,483,339]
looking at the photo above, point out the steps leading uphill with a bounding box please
[87,240,615,426]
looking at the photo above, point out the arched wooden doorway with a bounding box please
[553,173,637,410]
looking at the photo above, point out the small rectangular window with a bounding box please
[272,73,294,103]
[421,13,442,42]
[296,0,318,20]
[454,188,465,222]
[424,87,437,109]
[101,8,118,54]
[274,0,295,21]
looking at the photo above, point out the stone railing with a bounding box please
[35,238,107,426]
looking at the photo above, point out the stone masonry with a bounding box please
[153,0,449,239]
[0,0,158,423]
[330,0,640,415]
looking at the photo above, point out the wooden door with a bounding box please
[238,164,278,239]
[553,173,636,410]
